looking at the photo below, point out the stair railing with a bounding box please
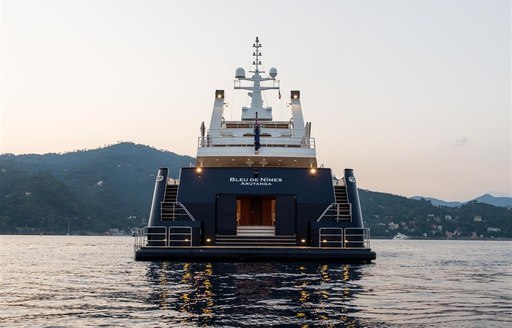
[335,203,352,222]
[160,202,196,221]
[316,203,336,222]
[333,177,345,186]
[316,203,352,222]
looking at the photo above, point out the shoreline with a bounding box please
[1,233,511,241]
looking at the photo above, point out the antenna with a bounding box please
[252,36,262,73]
[234,37,280,121]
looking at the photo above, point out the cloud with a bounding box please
[455,137,469,147]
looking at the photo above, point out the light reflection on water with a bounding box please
[144,261,361,327]
[0,236,511,327]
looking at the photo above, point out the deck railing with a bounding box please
[318,227,343,247]
[345,227,371,249]
[333,177,345,186]
[198,136,316,149]
[134,226,193,250]
[318,227,371,249]
[134,226,370,250]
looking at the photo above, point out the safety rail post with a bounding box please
[344,228,369,249]
[318,227,343,248]
[168,226,193,247]
[133,228,144,251]
[367,228,371,248]
[144,226,167,247]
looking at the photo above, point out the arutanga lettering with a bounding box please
[229,177,283,186]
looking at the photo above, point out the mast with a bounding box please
[234,37,280,121]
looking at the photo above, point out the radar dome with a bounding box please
[269,67,278,78]
[235,67,246,79]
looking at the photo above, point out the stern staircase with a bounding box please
[316,185,352,222]
[215,226,297,246]
[161,184,191,220]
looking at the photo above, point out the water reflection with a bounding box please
[145,262,365,327]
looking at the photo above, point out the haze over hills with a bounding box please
[410,195,512,208]
[1,142,510,238]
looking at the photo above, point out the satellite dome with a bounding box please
[269,67,278,78]
[235,67,246,79]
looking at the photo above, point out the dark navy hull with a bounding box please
[135,246,376,263]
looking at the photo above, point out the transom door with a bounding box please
[237,196,275,226]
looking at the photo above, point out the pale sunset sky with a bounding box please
[1,0,510,201]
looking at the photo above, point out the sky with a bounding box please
[1,0,510,201]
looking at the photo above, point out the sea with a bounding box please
[0,236,510,327]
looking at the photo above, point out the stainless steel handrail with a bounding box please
[138,226,167,248]
[168,226,193,247]
[176,202,196,221]
[319,227,343,247]
[197,136,316,149]
[134,226,194,248]
[160,202,196,221]
[333,177,346,186]
[133,228,143,250]
[316,203,352,222]
[317,227,370,249]
[345,228,371,249]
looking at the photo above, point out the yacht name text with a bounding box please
[229,177,283,186]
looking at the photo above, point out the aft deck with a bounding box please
[133,225,375,263]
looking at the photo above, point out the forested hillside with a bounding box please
[0,142,193,234]
[1,142,510,237]
[360,190,511,238]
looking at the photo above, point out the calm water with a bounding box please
[0,236,510,327]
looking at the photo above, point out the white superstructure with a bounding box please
[196,37,317,168]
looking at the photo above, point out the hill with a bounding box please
[1,142,510,237]
[0,142,194,234]
[362,190,511,238]
[410,194,512,208]
[410,196,463,208]
[0,169,89,233]
[473,194,512,208]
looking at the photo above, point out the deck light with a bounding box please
[185,239,189,242]
[310,168,317,176]
[196,167,203,174]
[291,90,300,99]
[301,239,306,243]
[215,90,225,99]
[322,240,327,243]
[206,238,211,243]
